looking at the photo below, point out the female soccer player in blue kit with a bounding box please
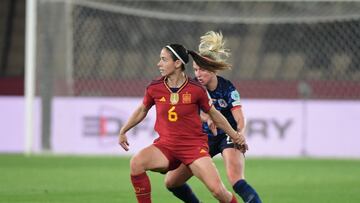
[165,31,262,203]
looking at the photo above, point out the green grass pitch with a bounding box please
[0,154,359,203]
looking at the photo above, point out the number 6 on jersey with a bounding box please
[168,106,178,122]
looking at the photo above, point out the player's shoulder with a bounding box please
[188,77,206,90]
[217,75,234,86]
[217,76,238,92]
[146,76,164,88]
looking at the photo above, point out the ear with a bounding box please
[175,60,182,68]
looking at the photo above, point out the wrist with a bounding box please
[232,130,240,138]
[237,127,245,133]
[119,127,126,135]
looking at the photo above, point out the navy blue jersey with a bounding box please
[203,76,241,137]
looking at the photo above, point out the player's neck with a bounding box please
[166,72,186,88]
[206,76,218,91]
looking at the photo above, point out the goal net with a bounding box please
[35,0,360,99]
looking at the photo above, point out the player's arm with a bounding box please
[207,106,245,145]
[199,111,208,122]
[200,111,217,135]
[118,103,150,151]
[231,106,248,152]
[231,107,246,134]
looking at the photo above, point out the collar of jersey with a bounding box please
[163,75,188,93]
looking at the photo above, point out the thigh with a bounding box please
[188,156,223,190]
[222,148,245,184]
[131,144,170,174]
[165,164,193,188]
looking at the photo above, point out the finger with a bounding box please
[120,142,129,151]
[210,124,217,136]
[238,137,246,145]
[211,128,217,136]
[234,138,243,145]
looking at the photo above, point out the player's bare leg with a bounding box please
[165,164,200,202]
[130,145,169,203]
[130,145,169,175]
[222,148,245,185]
[189,156,237,203]
[223,148,262,203]
[165,164,192,187]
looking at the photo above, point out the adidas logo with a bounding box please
[200,149,207,154]
[159,97,166,102]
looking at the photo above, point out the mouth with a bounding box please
[197,78,204,84]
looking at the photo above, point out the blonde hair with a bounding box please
[199,31,231,64]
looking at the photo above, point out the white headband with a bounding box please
[166,45,186,64]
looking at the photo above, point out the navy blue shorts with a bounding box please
[208,133,235,157]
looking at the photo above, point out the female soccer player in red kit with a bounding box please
[118,44,247,203]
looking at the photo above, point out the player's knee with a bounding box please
[164,176,175,189]
[130,154,145,174]
[164,175,185,188]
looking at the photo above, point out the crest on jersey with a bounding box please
[217,99,228,108]
[170,93,179,105]
[182,92,191,104]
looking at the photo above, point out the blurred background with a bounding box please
[0,0,360,157]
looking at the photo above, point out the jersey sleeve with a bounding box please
[198,88,212,113]
[142,87,155,109]
[226,82,241,109]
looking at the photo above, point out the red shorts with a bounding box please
[153,139,210,171]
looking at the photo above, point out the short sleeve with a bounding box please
[198,88,212,113]
[226,82,241,109]
[142,88,155,109]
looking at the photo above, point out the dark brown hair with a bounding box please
[165,44,231,72]
[188,50,231,72]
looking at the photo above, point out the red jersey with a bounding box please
[143,76,212,147]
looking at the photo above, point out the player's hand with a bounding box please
[232,131,246,146]
[235,143,249,153]
[119,133,129,151]
[207,119,218,136]
[233,130,248,153]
